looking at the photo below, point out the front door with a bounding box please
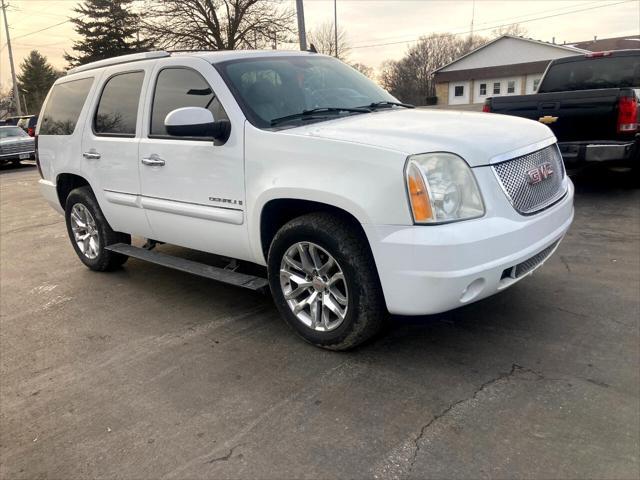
[81,65,154,238]
[138,57,250,261]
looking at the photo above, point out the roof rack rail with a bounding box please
[166,49,217,53]
[67,51,171,75]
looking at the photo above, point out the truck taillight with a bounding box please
[35,135,44,179]
[617,95,638,134]
[482,101,491,113]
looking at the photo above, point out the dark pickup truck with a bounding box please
[484,50,639,170]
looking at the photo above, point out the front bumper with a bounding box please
[363,179,574,315]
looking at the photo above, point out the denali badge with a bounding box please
[209,197,243,206]
[526,162,554,185]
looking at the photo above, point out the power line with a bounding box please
[350,0,602,46]
[351,0,635,49]
[11,19,69,40]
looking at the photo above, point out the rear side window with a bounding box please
[150,68,228,137]
[39,78,93,135]
[94,71,145,136]
[539,56,640,93]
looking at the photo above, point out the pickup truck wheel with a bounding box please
[64,186,130,271]
[268,213,386,350]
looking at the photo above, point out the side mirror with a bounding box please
[164,107,230,141]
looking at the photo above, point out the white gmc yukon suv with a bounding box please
[37,50,574,350]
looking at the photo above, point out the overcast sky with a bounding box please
[1,0,639,89]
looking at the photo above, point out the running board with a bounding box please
[105,243,269,291]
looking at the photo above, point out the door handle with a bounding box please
[141,155,165,167]
[83,150,101,160]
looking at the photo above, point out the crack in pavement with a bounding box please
[372,363,545,480]
[406,364,544,475]
[206,444,243,464]
[2,219,63,235]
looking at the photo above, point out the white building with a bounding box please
[433,35,587,107]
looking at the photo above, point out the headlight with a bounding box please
[405,152,484,224]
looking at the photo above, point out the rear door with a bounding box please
[81,63,154,238]
[138,57,250,260]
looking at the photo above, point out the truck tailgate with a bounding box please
[490,88,621,142]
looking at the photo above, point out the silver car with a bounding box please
[0,125,35,166]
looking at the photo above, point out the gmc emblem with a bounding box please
[526,162,554,185]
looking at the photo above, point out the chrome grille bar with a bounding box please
[492,144,567,215]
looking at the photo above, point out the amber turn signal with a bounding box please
[407,163,433,222]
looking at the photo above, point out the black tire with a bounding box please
[268,212,386,350]
[64,186,130,271]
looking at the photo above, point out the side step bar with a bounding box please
[105,243,269,291]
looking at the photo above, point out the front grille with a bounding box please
[0,141,34,155]
[513,239,560,278]
[493,144,567,215]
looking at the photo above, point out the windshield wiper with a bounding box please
[270,107,371,126]
[364,101,415,110]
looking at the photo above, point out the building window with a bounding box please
[454,85,464,97]
[533,78,541,92]
[479,83,487,96]
[493,82,501,95]
[507,80,515,93]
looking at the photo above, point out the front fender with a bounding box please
[244,123,413,264]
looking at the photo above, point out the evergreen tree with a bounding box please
[64,0,153,67]
[17,51,60,115]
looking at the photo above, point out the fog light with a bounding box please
[460,278,485,303]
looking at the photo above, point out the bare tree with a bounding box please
[379,33,486,105]
[0,87,16,117]
[492,23,528,38]
[350,62,374,79]
[307,21,350,60]
[143,0,295,50]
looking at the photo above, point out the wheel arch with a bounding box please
[56,172,92,209]
[258,197,372,263]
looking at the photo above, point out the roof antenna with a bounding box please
[308,43,318,53]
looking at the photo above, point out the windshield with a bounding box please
[539,55,640,93]
[217,55,396,128]
[0,127,28,139]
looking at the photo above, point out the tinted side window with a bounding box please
[39,78,93,135]
[150,68,228,137]
[94,71,145,136]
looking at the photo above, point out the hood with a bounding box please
[0,137,34,145]
[285,108,556,167]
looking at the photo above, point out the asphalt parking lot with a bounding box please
[1,163,639,479]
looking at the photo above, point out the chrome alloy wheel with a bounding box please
[70,203,100,260]
[280,242,349,332]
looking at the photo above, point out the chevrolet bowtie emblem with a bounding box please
[538,115,558,124]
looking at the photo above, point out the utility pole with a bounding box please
[334,0,338,58]
[1,0,22,116]
[469,0,475,44]
[295,0,307,51]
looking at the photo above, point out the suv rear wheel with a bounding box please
[64,186,130,271]
[268,212,386,350]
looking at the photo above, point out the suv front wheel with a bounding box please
[64,186,130,271]
[268,212,386,350]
